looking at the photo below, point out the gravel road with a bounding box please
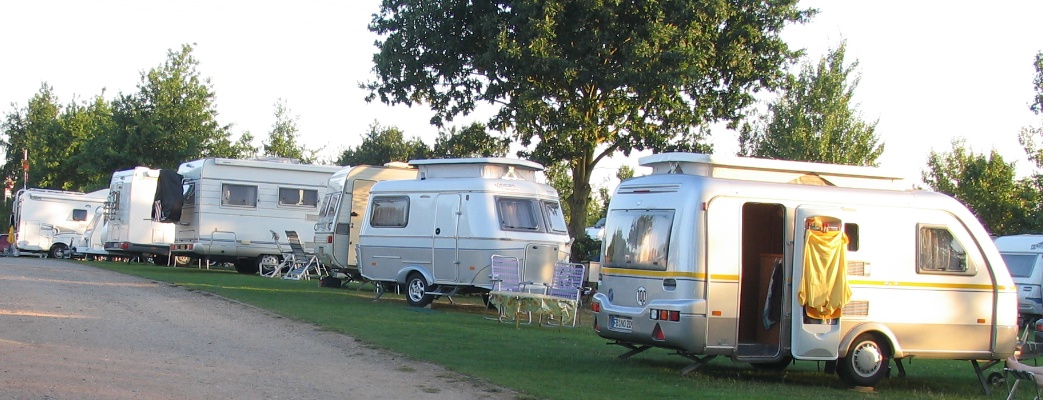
[0,257,517,400]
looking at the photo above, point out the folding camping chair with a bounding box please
[544,262,586,327]
[281,230,326,280]
[486,255,544,324]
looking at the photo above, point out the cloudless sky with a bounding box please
[2,0,1042,188]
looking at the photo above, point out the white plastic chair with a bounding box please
[544,262,586,327]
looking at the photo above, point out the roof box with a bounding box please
[410,158,544,181]
[640,153,905,190]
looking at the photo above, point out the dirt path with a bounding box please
[0,257,518,400]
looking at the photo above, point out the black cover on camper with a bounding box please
[152,169,184,223]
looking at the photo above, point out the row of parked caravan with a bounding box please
[8,157,573,308]
[13,152,1035,389]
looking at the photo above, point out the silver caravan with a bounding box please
[11,188,108,258]
[312,164,417,280]
[158,158,342,273]
[99,167,177,263]
[993,234,1043,321]
[591,153,1017,388]
[357,158,571,307]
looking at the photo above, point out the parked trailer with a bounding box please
[357,158,571,307]
[591,152,1017,390]
[312,164,417,281]
[155,158,342,274]
[993,235,1043,322]
[11,188,108,258]
[98,167,177,264]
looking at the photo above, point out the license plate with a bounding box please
[610,315,632,332]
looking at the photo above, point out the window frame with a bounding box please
[496,197,541,232]
[369,195,410,228]
[221,183,258,208]
[278,187,319,208]
[916,224,974,275]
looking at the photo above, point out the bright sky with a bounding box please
[2,0,1042,188]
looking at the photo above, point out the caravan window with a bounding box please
[1001,253,1038,278]
[71,209,88,222]
[917,225,969,273]
[319,193,342,218]
[222,184,257,207]
[370,196,409,227]
[183,181,196,207]
[497,197,539,231]
[542,201,569,234]
[603,209,674,271]
[278,188,319,207]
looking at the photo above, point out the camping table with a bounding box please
[488,291,577,328]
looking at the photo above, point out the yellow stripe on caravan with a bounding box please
[600,269,1015,292]
[848,279,1015,292]
[600,267,738,282]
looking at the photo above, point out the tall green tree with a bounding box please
[336,122,431,166]
[262,99,319,163]
[923,139,1038,235]
[431,122,509,158]
[80,44,250,185]
[738,42,883,166]
[0,84,89,191]
[1031,51,1043,115]
[365,0,813,238]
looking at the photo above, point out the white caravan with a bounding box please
[157,158,342,273]
[312,164,417,280]
[591,153,1017,389]
[357,158,571,307]
[993,235,1043,322]
[98,167,177,264]
[11,188,108,258]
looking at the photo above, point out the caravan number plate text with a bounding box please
[610,315,632,332]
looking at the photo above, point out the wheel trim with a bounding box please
[408,279,426,302]
[851,341,883,377]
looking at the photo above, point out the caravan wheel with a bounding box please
[405,272,434,308]
[837,333,890,387]
[234,259,258,274]
[48,244,68,259]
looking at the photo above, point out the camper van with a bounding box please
[11,188,108,258]
[591,153,1017,388]
[156,158,342,273]
[357,158,571,307]
[98,167,177,263]
[993,234,1043,322]
[312,164,417,280]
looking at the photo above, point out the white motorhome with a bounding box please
[357,158,571,307]
[312,164,417,280]
[97,167,177,264]
[11,188,108,258]
[591,153,1017,388]
[156,158,342,273]
[993,234,1043,322]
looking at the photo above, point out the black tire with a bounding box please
[750,356,793,371]
[48,243,68,259]
[153,255,169,266]
[405,272,434,307]
[234,258,258,274]
[837,333,890,387]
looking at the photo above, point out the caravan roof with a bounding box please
[640,152,906,190]
[410,158,543,181]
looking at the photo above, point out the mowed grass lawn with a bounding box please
[87,260,1020,400]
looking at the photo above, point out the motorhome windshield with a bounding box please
[1001,253,1038,278]
[603,209,674,271]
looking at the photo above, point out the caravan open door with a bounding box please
[791,206,850,361]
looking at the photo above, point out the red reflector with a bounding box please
[591,302,601,313]
[121,242,130,250]
[670,311,680,321]
[652,323,665,340]
[327,236,333,244]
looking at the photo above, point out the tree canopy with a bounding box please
[366,0,814,239]
[262,99,319,163]
[738,42,883,166]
